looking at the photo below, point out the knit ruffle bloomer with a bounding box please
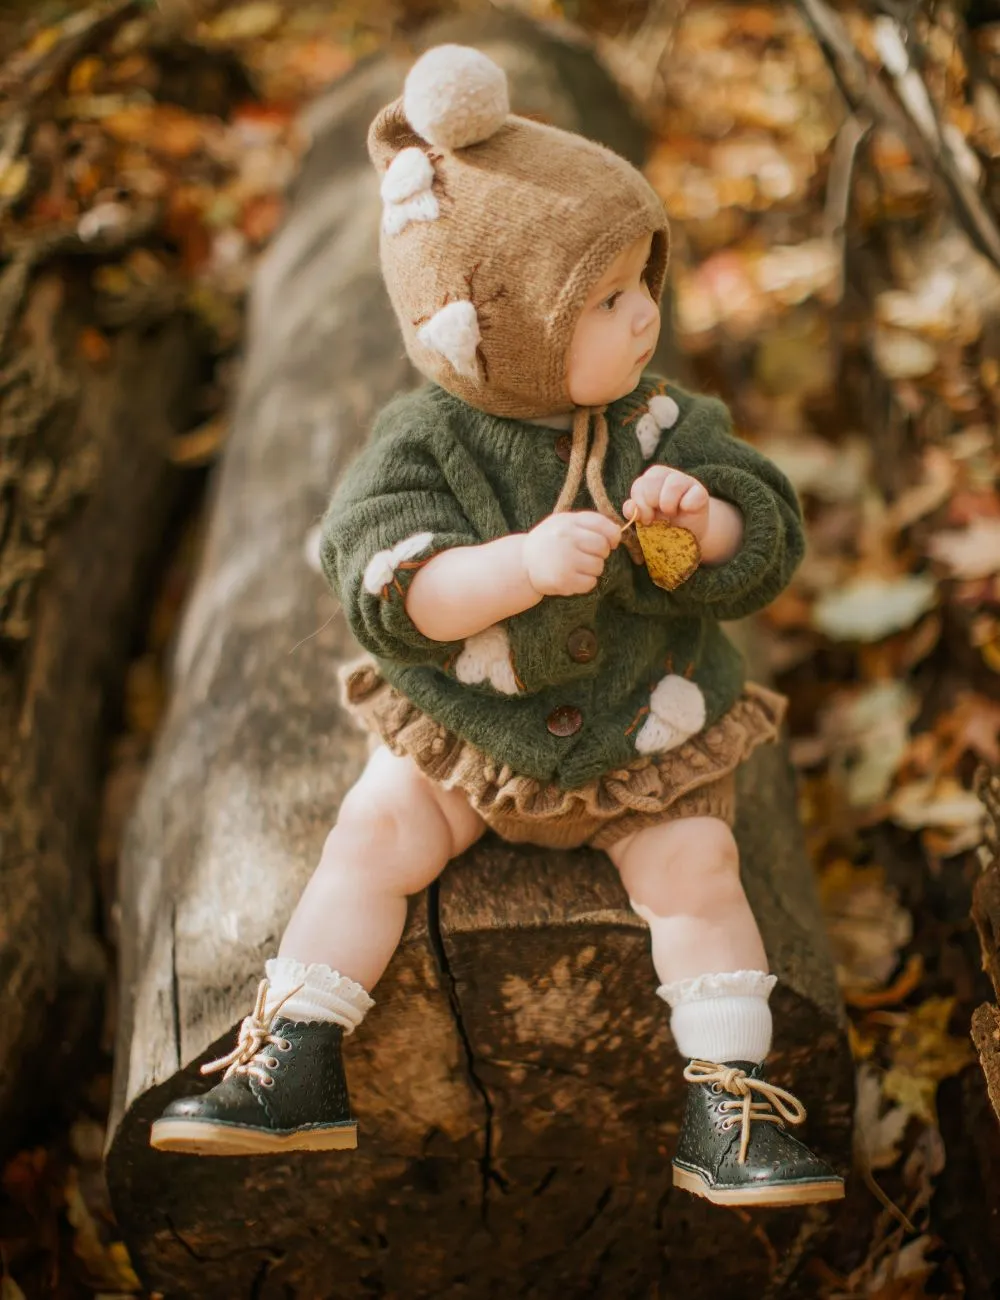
[339,658,785,850]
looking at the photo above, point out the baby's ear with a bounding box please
[643,229,670,302]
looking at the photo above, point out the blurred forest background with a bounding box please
[0,0,999,1296]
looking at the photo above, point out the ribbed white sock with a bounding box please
[264,957,374,1034]
[657,969,777,1063]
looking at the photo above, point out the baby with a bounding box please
[151,44,844,1208]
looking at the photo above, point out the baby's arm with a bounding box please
[405,534,541,641]
[407,511,621,642]
[323,397,621,656]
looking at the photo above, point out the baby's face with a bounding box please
[565,234,660,407]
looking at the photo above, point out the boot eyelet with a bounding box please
[266,1057,280,1069]
[277,1039,292,1052]
[260,1075,275,1088]
[710,1083,722,1094]
[721,1118,736,1131]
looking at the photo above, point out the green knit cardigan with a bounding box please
[321,376,804,790]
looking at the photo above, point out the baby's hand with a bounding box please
[524,511,621,597]
[623,466,711,541]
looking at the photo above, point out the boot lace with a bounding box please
[683,1060,807,1165]
[200,978,303,1087]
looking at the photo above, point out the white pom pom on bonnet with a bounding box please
[368,43,671,421]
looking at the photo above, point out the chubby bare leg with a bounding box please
[607,816,843,1206]
[150,746,486,1154]
[280,743,488,989]
[605,816,766,986]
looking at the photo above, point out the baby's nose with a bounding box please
[632,298,659,334]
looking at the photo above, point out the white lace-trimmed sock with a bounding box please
[657,969,777,1064]
[264,957,375,1034]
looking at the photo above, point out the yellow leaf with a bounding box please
[635,521,701,590]
[881,1068,937,1126]
[68,55,101,95]
[848,1019,877,1061]
[883,997,975,1124]
[168,418,228,468]
[26,26,60,57]
[202,2,282,41]
[819,861,912,991]
[0,159,29,202]
[65,1167,142,1290]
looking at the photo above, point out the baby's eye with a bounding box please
[599,291,622,312]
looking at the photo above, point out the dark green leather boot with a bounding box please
[150,979,358,1156]
[672,1059,845,1206]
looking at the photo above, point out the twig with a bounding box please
[823,114,870,302]
[796,0,1000,273]
[862,1166,917,1235]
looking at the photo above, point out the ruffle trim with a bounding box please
[264,957,375,1031]
[657,969,778,1007]
[338,656,785,832]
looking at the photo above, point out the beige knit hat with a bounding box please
[368,44,670,420]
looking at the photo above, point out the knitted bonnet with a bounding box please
[368,44,670,420]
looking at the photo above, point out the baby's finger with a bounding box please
[657,472,694,518]
[573,553,605,578]
[625,483,657,524]
[577,512,622,546]
[679,480,709,511]
[566,569,598,594]
[575,531,611,558]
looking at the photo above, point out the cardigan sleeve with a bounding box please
[320,397,481,665]
[651,389,805,621]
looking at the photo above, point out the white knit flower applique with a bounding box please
[453,624,522,695]
[416,299,481,381]
[632,391,681,460]
[381,147,440,237]
[362,532,436,598]
[415,264,506,383]
[634,672,707,755]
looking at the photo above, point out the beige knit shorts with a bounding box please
[337,657,785,851]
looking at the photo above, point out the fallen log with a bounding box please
[106,16,855,1298]
[0,224,203,1152]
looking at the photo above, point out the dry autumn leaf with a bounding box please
[854,1063,911,1171]
[883,998,976,1125]
[812,574,938,642]
[889,776,986,835]
[634,521,701,590]
[201,2,283,42]
[819,860,913,992]
[927,517,1000,580]
[65,1166,142,1292]
[819,681,919,808]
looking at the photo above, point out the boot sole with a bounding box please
[673,1164,845,1206]
[149,1117,358,1156]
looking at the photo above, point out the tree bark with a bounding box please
[106,16,855,1298]
[0,280,201,1151]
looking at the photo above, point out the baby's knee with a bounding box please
[325,789,399,863]
[324,761,452,894]
[619,816,740,914]
[675,817,739,874]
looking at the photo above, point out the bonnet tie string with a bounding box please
[552,406,643,564]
